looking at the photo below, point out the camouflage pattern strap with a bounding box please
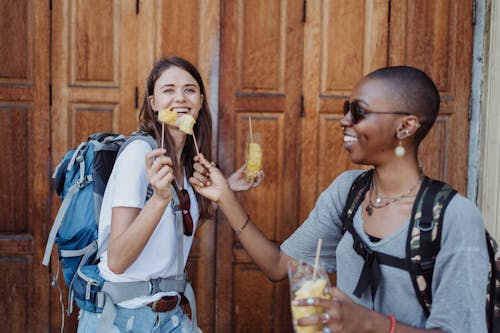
[485,232,500,332]
[406,177,456,316]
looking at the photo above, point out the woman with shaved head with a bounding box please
[190,66,489,332]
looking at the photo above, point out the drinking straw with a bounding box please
[313,238,323,280]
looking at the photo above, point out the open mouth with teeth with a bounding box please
[172,107,190,114]
[343,135,358,144]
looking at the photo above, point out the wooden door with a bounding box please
[218,1,304,332]
[0,1,51,332]
[49,0,220,331]
[218,0,473,332]
[50,1,138,331]
[136,1,220,332]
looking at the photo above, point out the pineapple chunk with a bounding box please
[176,114,196,135]
[158,108,177,124]
[246,142,262,180]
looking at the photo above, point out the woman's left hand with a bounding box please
[292,287,368,333]
[227,163,264,192]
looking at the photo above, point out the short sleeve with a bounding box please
[280,170,364,273]
[110,140,152,208]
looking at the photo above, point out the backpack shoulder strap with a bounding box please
[485,231,500,332]
[117,131,158,156]
[341,169,373,234]
[95,132,159,260]
[406,177,456,316]
[116,131,157,201]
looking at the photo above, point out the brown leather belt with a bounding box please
[147,295,179,312]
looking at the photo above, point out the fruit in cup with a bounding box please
[291,278,331,333]
[246,142,262,180]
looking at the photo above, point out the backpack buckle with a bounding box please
[149,278,162,294]
[76,175,93,189]
[420,260,434,272]
[416,216,434,232]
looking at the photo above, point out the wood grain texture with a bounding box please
[137,1,220,331]
[0,1,51,332]
[389,0,473,194]
[218,0,302,331]
[50,1,137,331]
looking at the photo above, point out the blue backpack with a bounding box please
[42,132,199,333]
[42,132,156,304]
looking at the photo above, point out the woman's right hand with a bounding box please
[145,148,174,202]
[190,154,231,203]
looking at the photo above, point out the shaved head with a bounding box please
[366,66,440,143]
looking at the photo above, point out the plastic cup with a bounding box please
[288,260,331,333]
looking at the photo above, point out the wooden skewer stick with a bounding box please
[161,122,165,150]
[192,131,200,156]
[249,116,255,143]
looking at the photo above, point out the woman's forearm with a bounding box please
[216,188,290,281]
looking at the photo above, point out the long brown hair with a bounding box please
[138,57,214,220]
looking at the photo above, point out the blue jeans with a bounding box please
[77,305,193,333]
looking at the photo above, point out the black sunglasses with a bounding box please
[172,182,194,236]
[343,100,410,124]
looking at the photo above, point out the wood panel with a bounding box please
[218,0,303,331]
[389,0,473,194]
[50,1,137,331]
[137,1,220,331]
[0,0,50,332]
[52,0,137,154]
[137,0,220,112]
[301,0,389,221]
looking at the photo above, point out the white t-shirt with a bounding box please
[97,140,200,308]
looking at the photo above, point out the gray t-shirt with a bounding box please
[281,170,489,332]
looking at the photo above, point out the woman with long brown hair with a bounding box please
[77,57,261,333]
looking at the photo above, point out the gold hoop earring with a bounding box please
[394,140,406,157]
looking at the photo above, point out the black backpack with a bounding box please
[341,170,500,332]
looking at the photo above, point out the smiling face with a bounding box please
[149,65,204,130]
[340,77,407,166]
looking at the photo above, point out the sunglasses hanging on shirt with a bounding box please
[171,181,194,236]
